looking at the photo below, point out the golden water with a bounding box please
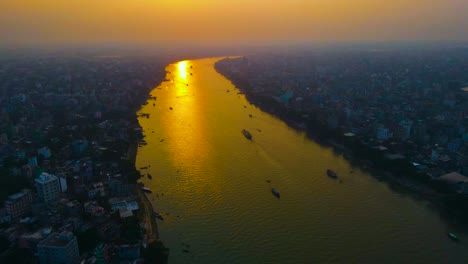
[136,58,467,263]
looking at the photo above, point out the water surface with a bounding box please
[136,58,467,263]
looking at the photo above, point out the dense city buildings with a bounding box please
[0,46,467,262]
[0,52,170,263]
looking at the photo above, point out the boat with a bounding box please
[147,174,153,180]
[153,211,164,220]
[141,187,152,193]
[242,129,252,140]
[448,232,459,241]
[271,188,280,198]
[326,169,338,179]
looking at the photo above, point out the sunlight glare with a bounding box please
[178,61,188,81]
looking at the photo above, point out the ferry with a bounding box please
[271,188,280,199]
[242,129,252,140]
[326,169,338,179]
[141,187,152,193]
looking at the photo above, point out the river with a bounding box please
[136,58,467,263]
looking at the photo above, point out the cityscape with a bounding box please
[1,1,468,263]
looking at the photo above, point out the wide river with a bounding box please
[136,58,467,263]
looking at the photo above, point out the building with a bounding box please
[35,172,60,205]
[376,125,392,141]
[398,120,413,140]
[37,232,80,264]
[59,175,68,193]
[71,140,88,158]
[437,172,468,194]
[4,190,32,220]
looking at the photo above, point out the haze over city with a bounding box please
[1,0,467,48]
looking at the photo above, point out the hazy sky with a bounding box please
[1,0,467,48]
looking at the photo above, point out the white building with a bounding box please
[35,172,60,205]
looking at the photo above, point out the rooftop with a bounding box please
[439,172,468,184]
[7,192,26,201]
[35,172,58,184]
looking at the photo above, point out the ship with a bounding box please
[141,187,152,193]
[242,129,252,140]
[326,169,338,179]
[271,188,280,199]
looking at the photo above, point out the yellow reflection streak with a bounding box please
[175,61,189,98]
[164,60,212,180]
[178,60,188,81]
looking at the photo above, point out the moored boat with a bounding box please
[242,129,252,140]
[153,211,164,220]
[326,169,338,179]
[272,188,280,198]
[141,187,152,193]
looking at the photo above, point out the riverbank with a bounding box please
[137,187,159,241]
[214,57,468,225]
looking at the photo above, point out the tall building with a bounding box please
[37,232,80,264]
[35,172,60,205]
[4,190,32,220]
[376,125,392,141]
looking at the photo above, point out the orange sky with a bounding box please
[0,0,467,47]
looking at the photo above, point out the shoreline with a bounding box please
[137,187,160,241]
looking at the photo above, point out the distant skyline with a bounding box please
[1,0,467,48]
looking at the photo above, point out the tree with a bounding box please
[142,241,169,264]
[77,227,99,253]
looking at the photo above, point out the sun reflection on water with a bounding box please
[178,60,188,81]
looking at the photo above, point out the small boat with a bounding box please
[141,187,152,193]
[272,188,280,198]
[327,169,338,179]
[249,114,253,118]
[242,129,252,140]
[169,107,173,110]
[147,174,153,180]
[153,211,164,220]
[448,232,459,241]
